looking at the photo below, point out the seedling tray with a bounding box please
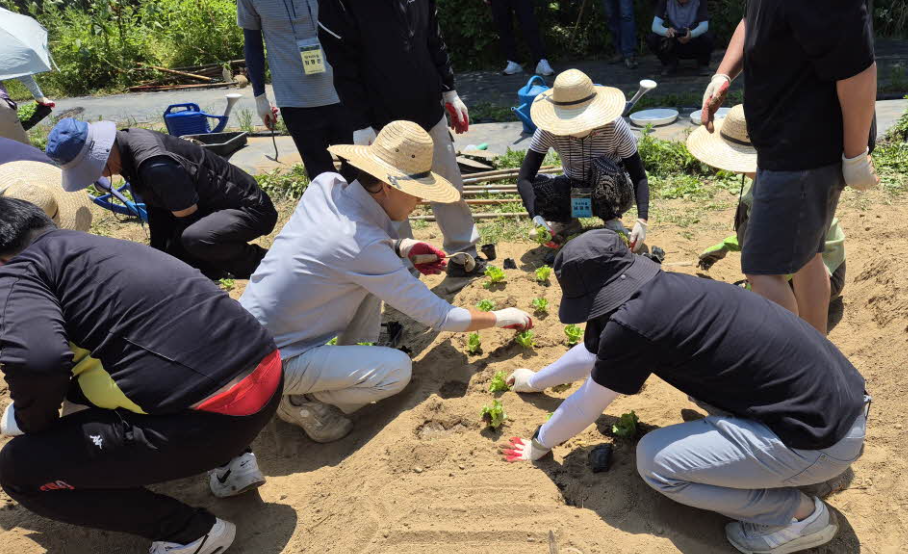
[182,131,248,158]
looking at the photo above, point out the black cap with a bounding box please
[554,229,661,324]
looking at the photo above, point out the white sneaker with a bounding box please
[208,451,266,499]
[502,61,523,75]
[725,497,838,554]
[276,395,353,443]
[149,518,236,554]
[535,59,554,76]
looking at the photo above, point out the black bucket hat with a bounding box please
[554,229,661,324]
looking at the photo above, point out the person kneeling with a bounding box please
[240,120,533,443]
[46,118,278,279]
[502,229,868,554]
[0,198,283,553]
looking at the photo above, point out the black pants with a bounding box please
[281,104,355,180]
[646,32,714,67]
[490,0,547,64]
[0,381,281,545]
[149,199,277,280]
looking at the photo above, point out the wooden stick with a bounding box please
[410,212,526,222]
[462,170,560,185]
[460,165,558,180]
[128,82,230,92]
[420,198,522,206]
[138,63,214,82]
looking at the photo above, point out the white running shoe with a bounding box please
[725,497,838,554]
[536,59,554,76]
[208,451,266,499]
[502,60,523,75]
[276,395,353,443]
[149,518,236,554]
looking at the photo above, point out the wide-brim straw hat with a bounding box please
[0,161,94,231]
[329,121,461,204]
[531,69,626,136]
[687,105,756,173]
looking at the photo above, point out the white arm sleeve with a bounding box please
[690,20,709,38]
[652,16,670,37]
[438,307,472,332]
[1,404,24,436]
[537,377,619,448]
[527,343,597,390]
[16,75,44,100]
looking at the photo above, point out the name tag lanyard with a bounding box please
[281,0,326,75]
[569,133,595,219]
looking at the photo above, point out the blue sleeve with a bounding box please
[652,17,669,37]
[243,28,267,98]
[690,20,709,38]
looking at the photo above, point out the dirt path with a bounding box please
[0,190,906,553]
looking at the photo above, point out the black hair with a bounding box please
[358,169,383,193]
[0,197,56,258]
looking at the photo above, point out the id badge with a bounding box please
[571,187,593,218]
[298,37,326,75]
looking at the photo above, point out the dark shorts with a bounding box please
[742,163,845,276]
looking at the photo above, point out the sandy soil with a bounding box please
[0,189,906,554]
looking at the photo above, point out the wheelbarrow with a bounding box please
[89,179,148,222]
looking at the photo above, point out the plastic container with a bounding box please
[182,131,248,158]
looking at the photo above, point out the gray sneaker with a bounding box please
[725,497,838,554]
[277,395,353,443]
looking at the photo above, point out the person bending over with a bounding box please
[46,118,278,280]
[0,198,283,554]
[503,230,868,554]
[518,69,649,251]
[240,121,533,443]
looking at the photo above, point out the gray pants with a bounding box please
[398,115,480,257]
[636,408,867,525]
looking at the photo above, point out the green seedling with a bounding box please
[531,297,548,314]
[480,399,507,429]
[483,266,506,289]
[488,371,510,392]
[476,299,496,312]
[467,332,482,354]
[326,337,338,345]
[546,412,554,420]
[533,225,553,245]
[514,330,535,349]
[535,266,552,284]
[612,411,640,438]
[564,324,583,346]
[218,278,235,292]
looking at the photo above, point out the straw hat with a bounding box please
[0,161,94,231]
[530,69,626,136]
[329,121,461,204]
[686,105,756,173]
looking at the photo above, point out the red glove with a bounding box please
[700,74,731,132]
[397,239,447,275]
[443,90,469,134]
[37,98,55,108]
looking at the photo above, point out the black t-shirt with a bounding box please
[743,0,875,171]
[588,271,865,450]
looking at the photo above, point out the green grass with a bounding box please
[255,164,309,200]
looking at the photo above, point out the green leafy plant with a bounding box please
[217,278,235,292]
[564,324,583,346]
[467,332,482,355]
[488,371,510,392]
[535,266,552,283]
[326,337,338,345]
[483,266,506,288]
[533,225,552,246]
[480,399,507,429]
[612,411,640,438]
[514,330,535,349]
[476,299,496,312]
[531,297,548,314]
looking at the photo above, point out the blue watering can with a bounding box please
[163,94,242,137]
[512,75,549,135]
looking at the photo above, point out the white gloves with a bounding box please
[629,219,647,253]
[492,308,533,330]
[701,74,732,130]
[842,148,880,191]
[532,215,551,231]
[507,368,541,393]
[353,126,377,146]
[255,94,278,130]
[501,437,551,462]
[442,90,470,134]
[1,404,23,436]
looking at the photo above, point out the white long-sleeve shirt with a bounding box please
[240,172,459,359]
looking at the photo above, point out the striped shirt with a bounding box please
[529,118,638,181]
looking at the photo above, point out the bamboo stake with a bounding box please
[410,212,526,222]
[420,198,522,206]
[138,63,214,82]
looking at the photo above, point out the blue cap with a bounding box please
[45,118,117,192]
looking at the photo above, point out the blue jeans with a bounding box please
[602,0,636,58]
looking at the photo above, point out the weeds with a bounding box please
[255,164,309,200]
[236,109,255,134]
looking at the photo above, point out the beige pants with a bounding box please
[0,101,29,144]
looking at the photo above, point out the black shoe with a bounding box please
[446,254,487,278]
[624,57,639,70]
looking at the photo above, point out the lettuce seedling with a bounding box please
[480,399,507,429]
[488,370,510,392]
[514,330,535,349]
[533,225,553,246]
[531,297,548,314]
[535,266,552,283]
[476,299,496,312]
[564,324,582,346]
[612,411,639,438]
[467,332,482,354]
[483,265,506,289]
[218,278,235,292]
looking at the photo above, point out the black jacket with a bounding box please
[0,230,276,433]
[319,0,456,131]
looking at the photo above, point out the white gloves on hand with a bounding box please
[492,308,533,330]
[501,437,551,462]
[507,368,541,393]
[442,90,470,134]
[842,148,880,191]
[353,126,377,146]
[1,404,23,436]
[701,74,732,131]
[532,215,551,232]
[255,94,278,130]
[629,219,647,253]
